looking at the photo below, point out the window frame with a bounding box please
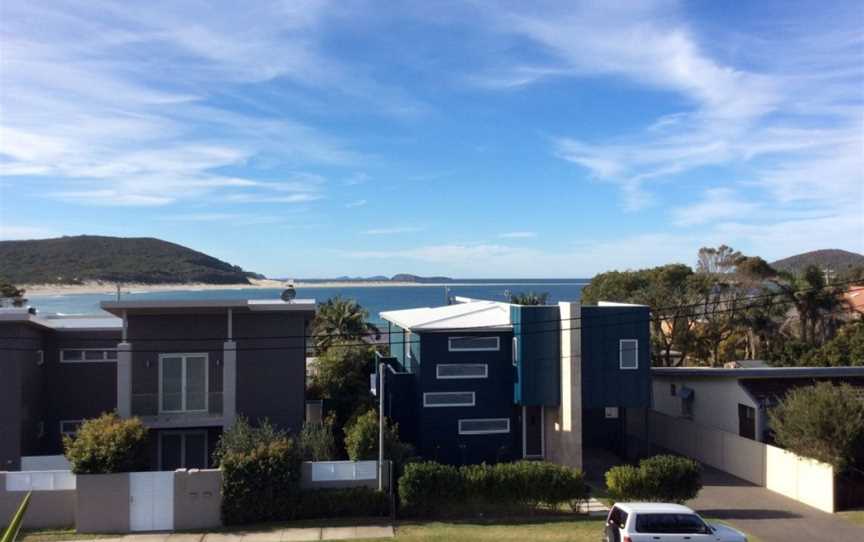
[158,353,209,414]
[448,336,500,352]
[619,339,639,370]
[157,429,208,471]
[436,363,488,380]
[60,419,85,438]
[60,348,118,363]
[458,418,510,435]
[422,391,476,408]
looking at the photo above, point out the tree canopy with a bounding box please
[509,291,549,305]
[311,296,380,353]
[769,382,864,472]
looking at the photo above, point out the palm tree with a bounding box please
[770,265,842,345]
[509,291,549,305]
[311,297,380,353]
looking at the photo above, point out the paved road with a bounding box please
[690,468,863,542]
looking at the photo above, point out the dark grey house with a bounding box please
[374,298,651,468]
[0,298,315,471]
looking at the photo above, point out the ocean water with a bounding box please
[27,279,589,323]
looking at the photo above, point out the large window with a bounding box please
[159,430,208,470]
[423,391,475,408]
[436,363,488,379]
[60,349,117,363]
[448,336,500,352]
[159,354,208,413]
[619,339,638,369]
[458,418,510,435]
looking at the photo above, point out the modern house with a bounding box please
[651,366,864,442]
[0,298,315,471]
[373,298,651,468]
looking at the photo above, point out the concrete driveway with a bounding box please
[690,467,863,542]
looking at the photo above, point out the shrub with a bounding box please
[220,438,302,525]
[606,455,702,504]
[344,409,414,467]
[63,413,148,474]
[299,416,338,461]
[294,487,389,519]
[212,416,287,466]
[398,461,463,516]
[769,382,864,471]
[398,460,588,517]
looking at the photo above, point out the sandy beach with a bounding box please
[22,278,444,296]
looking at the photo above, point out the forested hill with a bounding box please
[0,236,260,285]
[771,249,864,275]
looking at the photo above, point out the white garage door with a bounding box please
[129,472,174,532]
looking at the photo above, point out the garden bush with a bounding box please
[212,416,287,466]
[298,416,338,461]
[398,460,588,517]
[63,413,148,474]
[344,409,414,467]
[606,455,702,504]
[294,487,389,519]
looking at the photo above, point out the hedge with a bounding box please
[294,487,389,519]
[399,460,588,517]
[606,454,702,504]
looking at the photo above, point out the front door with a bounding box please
[129,472,174,531]
[523,406,543,458]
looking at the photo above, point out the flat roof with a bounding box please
[652,367,864,379]
[0,309,122,331]
[381,300,512,331]
[100,298,316,316]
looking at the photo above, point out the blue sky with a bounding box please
[1,0,862,278]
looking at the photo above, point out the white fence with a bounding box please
[643,410,836,513]
[5,470,76,491]
[311,460,377,482]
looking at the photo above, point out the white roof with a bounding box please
[380,300,512,331]
[613,503,696,514]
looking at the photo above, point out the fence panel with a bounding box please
[311,460,378,482]
[5,470,76,491]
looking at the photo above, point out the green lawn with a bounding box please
[341,518,608,542]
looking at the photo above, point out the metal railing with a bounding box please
[131,392,223,417]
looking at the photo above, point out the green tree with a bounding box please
[695,245,744,274]
[311,341,376,433]
[63,413,148,474]
[769,382,864,471]
[212,416,287,465]
[298,415,338,461]
[798,320,864,367]
[509,291,549,305]
[344,408,413,467]
[0,282,27,307]
[770,265,843,345]
[312,297,380,353]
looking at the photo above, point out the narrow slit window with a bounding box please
[423,391,475,407]
[458,418,510,435]
[448,336,500,351]
[436,364,487,379]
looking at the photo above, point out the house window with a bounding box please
[35,350,44,365]
[512,337,518,366]
[619,339,638,369]
[404,330,412,360]
[60,420,84,438]
[738,404,756,440]
[423,391,475,407]
[458,418,510,435]
[159,430,208,471]
[159,353,208,413]
[670,384,677,396]
[448,336,500,351]
[60,349,118,363]
[437,364,488,379]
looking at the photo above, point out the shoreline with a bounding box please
[23,279,589,297]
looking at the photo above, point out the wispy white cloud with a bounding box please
[360,227,422,235]
[346,199,368,208]
[671,188,760,227]
[498,231,536,239]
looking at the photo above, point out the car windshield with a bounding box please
[635,513,710,534]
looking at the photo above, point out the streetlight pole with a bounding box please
[378,361,385,491]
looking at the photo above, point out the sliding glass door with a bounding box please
[159,354,208,413]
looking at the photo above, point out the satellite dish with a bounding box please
[281,286,296,302]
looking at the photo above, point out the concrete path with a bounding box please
[60,525,394,542]
[690,467,863,542]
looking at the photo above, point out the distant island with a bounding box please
[0,235,263,285]
[295,273,454,284]
[771,249,864,275]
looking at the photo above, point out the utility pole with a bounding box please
[378,361,385,491]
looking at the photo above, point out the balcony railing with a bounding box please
[131,392,223,418]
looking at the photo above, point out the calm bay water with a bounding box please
[28,279,589,323]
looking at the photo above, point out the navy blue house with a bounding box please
[373,298,650,469]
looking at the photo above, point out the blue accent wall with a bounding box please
[512,305,560,406]
[579,305,651,409]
